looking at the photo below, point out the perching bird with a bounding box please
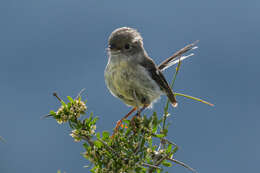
[104,27,178,133]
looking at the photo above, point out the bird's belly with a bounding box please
[105,62,162,107]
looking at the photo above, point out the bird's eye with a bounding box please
[124,43,130,49]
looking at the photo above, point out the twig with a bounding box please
[76,88,86,99]
[148,154,168,173]
[162,60,181,132]
[158,40,199,71]
[149,138,179,172]
[167,157,197,173]
[81,135,94,147]
[41,92,63,119]
[41,114,52,119]
[53,92,62,102]
[175,92,214,107]
[161,138,178,147]
[142,163,162,170]
[42,92,62,119]
[161,138,178,151]
[97,139,120,157]
[155,154,168,166]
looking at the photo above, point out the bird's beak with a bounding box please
[107,46,121,54]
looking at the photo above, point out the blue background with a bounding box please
[0,0,259,172]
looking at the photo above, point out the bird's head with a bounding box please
[108,27,144,56]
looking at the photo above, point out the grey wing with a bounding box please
[139,57,178,107]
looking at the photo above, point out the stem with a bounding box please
[53,92,62,102]
[148,154,169,173]
[167,157,197,173]
[161,138,178,148]
[175,92,214,106]
[97,139,120,157]
[76,88,86,99]
[162,60,182,132]
[142,163,162,170]
[81,135,94,147]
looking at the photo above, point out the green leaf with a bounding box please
[49,110,56,116]
[162,128,168,136]
[135,167,142,172]
[96,132,100,139]
[61,101,66,107]
[102,131,110,140]
[67,102,71,109]
[148,138,153,148]
[172,146,178,155]
[67,96,74,103]
[152,124,158,134]
[122,119,130,126]
[85,113,93,125]
[94,140,102,148]
[83,143,89,150]
[152,112,158,124]
[166,144,172,153]
[91,117,98,125]
[140,137,145,148]
[154,134,165,138]
[162,160,172,167]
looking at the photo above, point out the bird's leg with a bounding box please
[131,105,147,121]
[132,90,140,115]
[137,106,145,116]
[132,90,149,117]
[112,107,137,138]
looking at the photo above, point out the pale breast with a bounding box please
[105,57,163,107]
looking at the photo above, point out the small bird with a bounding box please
[104,27,178,133]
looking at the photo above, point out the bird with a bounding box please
[104,27,178,134]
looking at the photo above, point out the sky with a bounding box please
[0,0,259,172]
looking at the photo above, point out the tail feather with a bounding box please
[166,91,178,107]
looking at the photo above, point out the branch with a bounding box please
[148,154,168,173]
[161,138,178,147]
[162,59,182,132]
[97,138,120,158]
[47,81,202,172]
[81,135,94,147]
[142,163,162,170]
[167,157,197,173]
[53,92,62,102]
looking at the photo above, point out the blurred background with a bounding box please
[0,0,259,172]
